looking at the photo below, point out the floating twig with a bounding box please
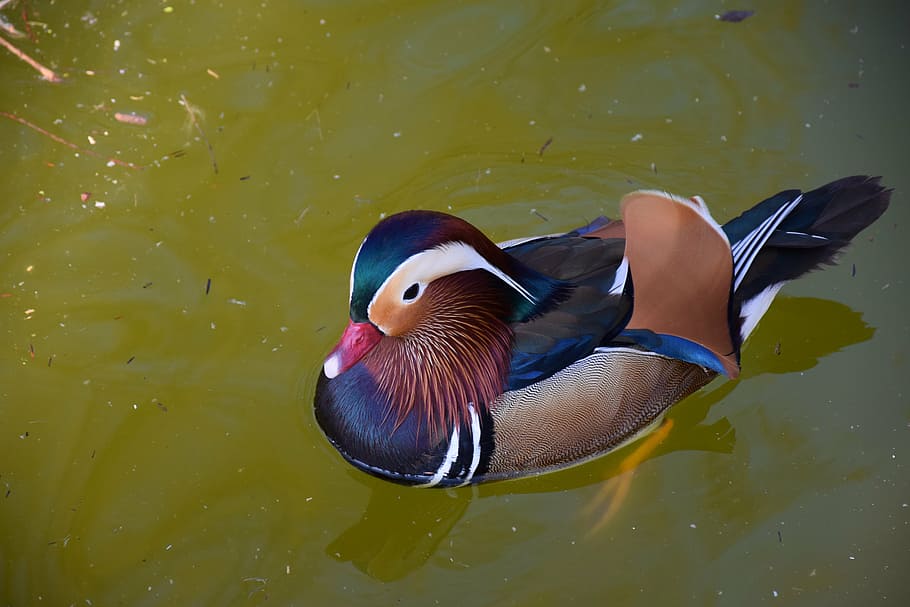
[0,111,143,169]
[18,2,37,43]
[538,136,553,156]
[0,32,62,82]
[294,207,310,226]
[531,208,549,222]
[114,112,148,126]
[179,94,218,174]
[0,5,26,39]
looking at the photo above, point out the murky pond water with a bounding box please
[2,1,908,604]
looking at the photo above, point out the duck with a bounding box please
[314,176,890,488]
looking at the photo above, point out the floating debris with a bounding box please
[716,10,755,23]
[114,112,149,126]
[531,209,549,222]
[538,137,553,156]
[180,94,218,174]
[0,31,63,82]
[1,111,143,169]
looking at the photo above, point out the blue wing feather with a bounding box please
[503,228,629,391]
[616,330,730,375]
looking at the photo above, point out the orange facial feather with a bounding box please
[364,271,513,440]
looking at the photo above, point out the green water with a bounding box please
[1,1,908,604]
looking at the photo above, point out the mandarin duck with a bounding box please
[315,176,890,487]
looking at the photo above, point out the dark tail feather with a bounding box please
[724,175,891,348]
[772,175,890,245]
[732,175,891,306]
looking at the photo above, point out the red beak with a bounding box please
[323,320,382,378]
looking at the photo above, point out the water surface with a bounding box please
[1,1,908,604]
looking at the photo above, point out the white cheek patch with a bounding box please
[366,241,537,324]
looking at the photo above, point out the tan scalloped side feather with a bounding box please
[486,349,715,477]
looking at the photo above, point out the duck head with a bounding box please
[321,210,569,437]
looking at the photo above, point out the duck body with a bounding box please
[314,176,890,487]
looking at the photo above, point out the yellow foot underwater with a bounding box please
[585,418,675,534]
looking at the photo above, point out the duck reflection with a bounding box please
[327,295,874,580]
[326,483,472,581]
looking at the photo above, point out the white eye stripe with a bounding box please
[349,237,367,303]
[366,241,536,322]
[430,242,535,303]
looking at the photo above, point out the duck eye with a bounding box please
[402,283,420,302]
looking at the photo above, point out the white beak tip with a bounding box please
[323,353,341,379]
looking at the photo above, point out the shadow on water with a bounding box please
[326,483,472,582]
[325,295,875,580]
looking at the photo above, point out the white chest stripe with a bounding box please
[458,405,482,486]
[419,426,460,487]
[418,405,483,488]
